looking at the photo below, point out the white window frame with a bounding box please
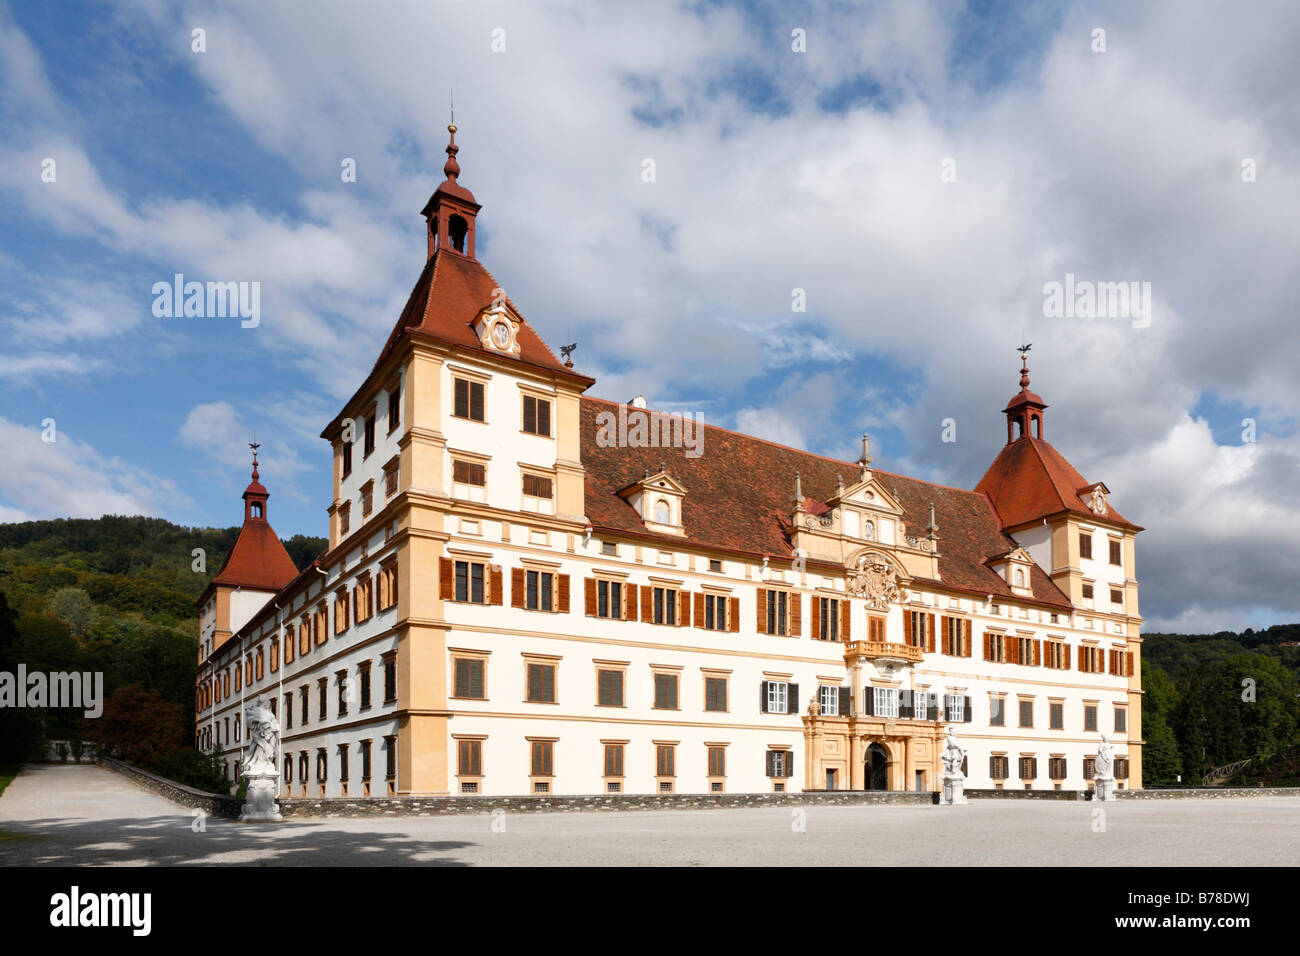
[819,685,839,717]
[767,681,789,715]
[945,693,964,722]
[874,686,898,718]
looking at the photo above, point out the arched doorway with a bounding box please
[865,742,889,791]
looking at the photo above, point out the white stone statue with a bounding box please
[239,698,283,821]
[939,725,967,805]
[1093,733,1116,802]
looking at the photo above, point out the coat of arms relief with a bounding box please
[847,552,906,610]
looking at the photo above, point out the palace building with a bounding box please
[195,126,1144,798]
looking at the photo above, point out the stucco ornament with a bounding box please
[848,553,903,610]
[239,698,283,822]
[1089,485,1107,515]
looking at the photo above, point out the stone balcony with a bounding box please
[842,640,923,665]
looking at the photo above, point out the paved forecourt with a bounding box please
[1,764,1296,866]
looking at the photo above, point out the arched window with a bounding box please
[653,500,671,524]
[251,502,263,518]
[1014,568,1025,587]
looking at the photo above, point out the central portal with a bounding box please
[865,742,889,791]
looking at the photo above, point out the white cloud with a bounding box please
[0,417,190,520]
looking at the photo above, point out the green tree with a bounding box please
[51,586,95,636]
[1140,663,1183,786]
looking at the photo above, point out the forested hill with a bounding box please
[0,515,325,776]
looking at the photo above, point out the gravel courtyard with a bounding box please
[2,764,1296,866]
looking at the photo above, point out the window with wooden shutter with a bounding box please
[708,746,725,777]
[522,394,552,437]
[705,676,728,712]
[653,672,678,710]
[458,739,482,776]
[530,740,553,776]
[1079,531,1092,560]
[597,669,624,707]
[453,378,485,422]
[656,745,675,777]
[526,663,556,704]
[651,586,677,625]
[454,658,484,699]
[604,744,624,777]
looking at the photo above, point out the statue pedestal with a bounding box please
[1093,776,1116,802]
[940,772,967,805]
[239,772,283,822]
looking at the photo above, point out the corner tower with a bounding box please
[197,444,300,661]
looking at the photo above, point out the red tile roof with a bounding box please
[974,436,1140,532]
[579,397,1072,609]
[209,520,300,593]
[372,250,593,385]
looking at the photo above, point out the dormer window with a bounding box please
[617,468,687,536]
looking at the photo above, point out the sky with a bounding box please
[0,0,1297,634]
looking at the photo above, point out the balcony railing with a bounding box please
[842,640,923,664]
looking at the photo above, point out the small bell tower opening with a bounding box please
[449,214,468,252]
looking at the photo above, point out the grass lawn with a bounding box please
[0,764,19,799]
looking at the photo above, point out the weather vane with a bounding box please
[1017,341,1032,361]
[560,342,577,368]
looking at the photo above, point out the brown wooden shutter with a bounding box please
[511,568,525,608]
[640,586,652,622]
[1077,645,1085,670]
[439,558,453,600]
[557,574,570,613]
[789,594,801,636]
[939,615,948,653]
[693,592,705,629]
[584,578,597,616]
[810,598,821,641]
[841,601,850,639]
[728,596,740,632]
[983,633,991,661]
[903,609,912,644]
[1126,651,1134,676]
[926,613,935,653]
[756,589,768,633]
[625,583,638,620]
[1033,640,1041,666]
[963,619,972,657]
[678,591,690,626]
[1008,636,1020,665]
[489,566,503,606]
[1061,642,1071,670]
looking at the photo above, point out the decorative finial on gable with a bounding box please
[858,433,872,477]
[927,501,939,540]
[792,470,804,507]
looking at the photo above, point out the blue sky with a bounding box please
[2,0,1298,633]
